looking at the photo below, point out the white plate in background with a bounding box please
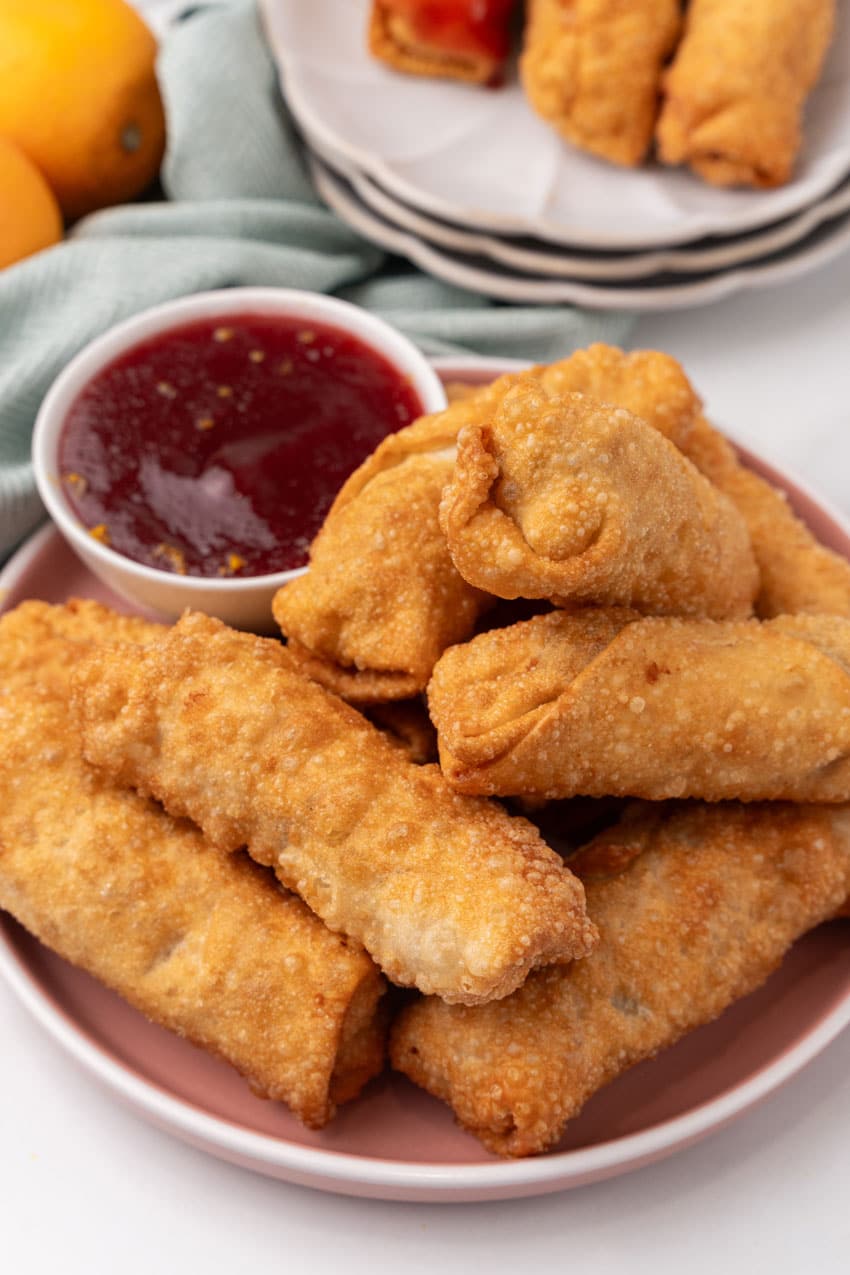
[318,146,850,283]
[310,155,850,312]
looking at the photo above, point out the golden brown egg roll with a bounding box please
[272,384,516,703]
[656,0,835,187]
[440,378,758,618]
[458,347,850,620]
[681,414,850,619]
[368,0,518,85]
[521,0,682,166]
[428,608,850,801]
[73,611,597,1005]
[0,600,386,1128]
[392,800,850,1156]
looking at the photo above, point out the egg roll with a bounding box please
[520,0,682,167]
[368,0,518,85]
[73,611,597,1005]
[656,0,835,187]
[428,608,850,801]
[440,378,758,618]
[392,800,850,1156]
[0,600,386,1128]
[272,384,516,703]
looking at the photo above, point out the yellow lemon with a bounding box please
[0,136,63,269]
[0,0,166,221]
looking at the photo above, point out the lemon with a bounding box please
[0,136,63,269]
[0,0,166,221]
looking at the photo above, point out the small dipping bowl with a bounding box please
[32,288,446,631]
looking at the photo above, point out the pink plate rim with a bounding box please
[1,352,849,1202]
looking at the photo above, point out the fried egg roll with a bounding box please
[521,0,682,166]
[656,0,835,187]
[368,1,518,84]
[73,611,597,1005]
[0,601,386,1128]
[272,387,511,703]
[440,378,758,618]
[429,608,850,801]
[392,800,850,1156]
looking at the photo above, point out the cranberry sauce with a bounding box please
[58,313,424,577]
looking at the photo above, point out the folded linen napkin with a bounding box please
[0,0,631,564]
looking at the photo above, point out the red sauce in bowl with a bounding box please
[58,314,424,577]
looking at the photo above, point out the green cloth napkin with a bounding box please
[0,0,632,564]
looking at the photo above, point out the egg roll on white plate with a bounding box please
[656,0,835,187]
[521,0,682,166]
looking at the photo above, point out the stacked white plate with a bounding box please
[260,0,850,312]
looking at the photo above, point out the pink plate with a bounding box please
[1,355,849,1203]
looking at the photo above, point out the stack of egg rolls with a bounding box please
[0,601,387,1128]
[277,341,850,703]
[5,335,850,1158]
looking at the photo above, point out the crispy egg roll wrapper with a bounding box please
[0,601,386,1128]
[273,405,495,703]
[74,611,597,1004]
[440,379,758,618]
[364,697,438,764]
[392,800,850,1156]
[368,0,517,85]
[429,608,850,801]
[656,0,835,187]
[521,0,682,167]
[682,414,850,619]
[273,346,707,701]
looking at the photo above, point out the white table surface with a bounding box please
[3,6,850,1271]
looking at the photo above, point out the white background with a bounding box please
[2,3,850,1270]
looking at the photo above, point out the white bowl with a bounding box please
[31,287,446,632]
